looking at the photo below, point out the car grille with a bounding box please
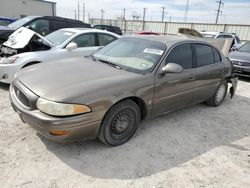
[13,84,31,108]
[232,60,250,67]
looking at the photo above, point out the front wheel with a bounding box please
[206,80,228,107]
[98,100,140,146]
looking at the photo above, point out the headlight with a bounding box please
[36,98,91,116]
[0,56,19,64]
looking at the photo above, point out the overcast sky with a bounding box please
[52,0,250,24]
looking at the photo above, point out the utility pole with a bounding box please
[123,9,126,20]
[74,10,77,20]
[101,9,105,21]
[215,0,224,24]
[161,7,165,22]
[83,2,85,22]
[142,8,146,21]
[184,0,189,22]
[142,8,146,30]
[77,1,80,20]
[169,16,172,22]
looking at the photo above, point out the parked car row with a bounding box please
[0,27,119,83]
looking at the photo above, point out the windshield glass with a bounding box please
[45,30,75,46]
[93,37,166,74]
[8,16,36,29]
[239,43,250,53]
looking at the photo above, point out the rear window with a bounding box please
[213,48,221,63]
[194,44,214,67]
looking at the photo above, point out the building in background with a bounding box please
[0,0,56,19]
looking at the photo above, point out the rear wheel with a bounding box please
[98,100,140,146]
[206,80,228,107]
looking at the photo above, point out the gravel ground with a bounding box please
[0,79,250,188]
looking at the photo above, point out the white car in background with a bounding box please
[0,28,120,83]
[200,31,241,47]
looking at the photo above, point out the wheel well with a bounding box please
[22,61,41,68]
[117,97,147,120]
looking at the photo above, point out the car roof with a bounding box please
[59,28,119,36]
[126,34,203,45]
[201,31,234,36]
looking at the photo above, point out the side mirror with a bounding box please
[160,63,183,74]
[66,42,77,51]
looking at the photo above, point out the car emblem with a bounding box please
[238,62,242,65]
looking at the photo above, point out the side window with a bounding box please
[212,48,221,63]
[50,20,68,32]
[217,35,233,39]
[165,43,193,69]
[194,44,214,67]
[71,33,96,48]
[98,33,117,46]
[26,19,49,35]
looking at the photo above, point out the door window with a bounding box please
[71,33,96,47]
[194,44,214,67]
[98,33,117,46]
[217,35,233,38]
[165,43,193,69]
[26,19,49,35]
[212,48,221,63]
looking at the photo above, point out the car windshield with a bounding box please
[8,16,36,29]
[45,30,75,46]
[93,37,166,74]
[238,43,250,53]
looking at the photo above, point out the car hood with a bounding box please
[2,27,53,49]
[228,51,250,62]
[16,57,142,103]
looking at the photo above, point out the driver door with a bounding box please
[152,43,198,116]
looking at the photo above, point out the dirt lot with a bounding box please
[0,79,250,188]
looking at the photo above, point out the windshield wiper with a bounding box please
[98,59,122,69]
[86,54,97,61]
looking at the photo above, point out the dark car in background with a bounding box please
[0,16,17,26]
[228,42,250,77]
[0,16,91,44]
[10,35,237,146]
[94,24,123,35]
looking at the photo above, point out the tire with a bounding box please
[206,80,228,107]
[98,100,140,146]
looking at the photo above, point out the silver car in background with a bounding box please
[0,28,119,83]
[228,42,250,77]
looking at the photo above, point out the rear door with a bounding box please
[192,43,225,102]
[153,43,198,116]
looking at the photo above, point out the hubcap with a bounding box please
[110,109,135,139]
[216,84,226,103]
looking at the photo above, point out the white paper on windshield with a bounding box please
[144,48,164,55]
[3,27,35,49]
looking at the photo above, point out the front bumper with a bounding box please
[233,64,250,77]
[9,82,102,142]
[0,62,20,84]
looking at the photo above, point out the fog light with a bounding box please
[49,130,70,136]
